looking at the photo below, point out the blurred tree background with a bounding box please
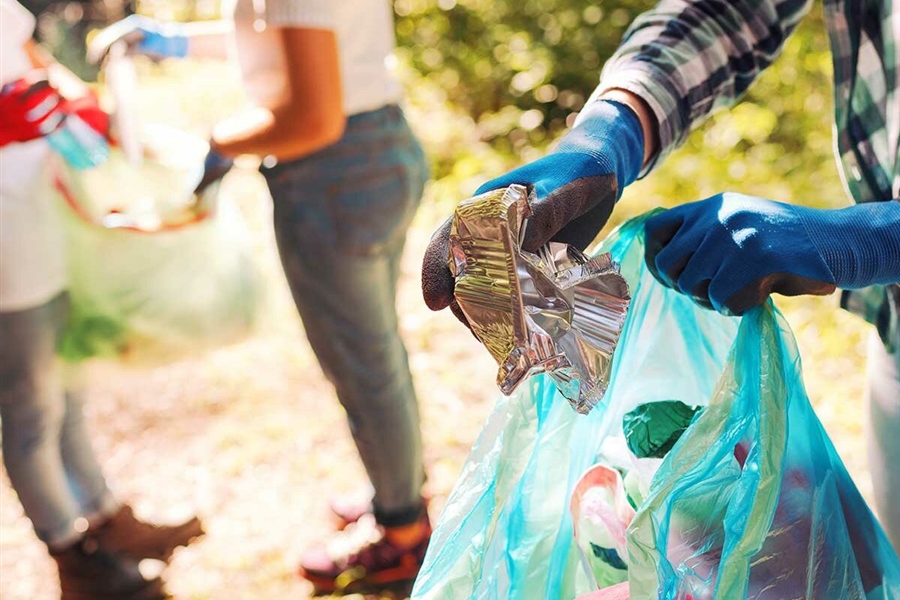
[25,0,841,217]
[387,0,840,219]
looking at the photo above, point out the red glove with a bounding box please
[0,71,64,147]
[0,71,110,148]
[59,90,110,140]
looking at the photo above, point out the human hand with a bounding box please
[643,193,900,315]
[421,99,645,322]
[87,15,188,65]
[59,89,110,140]
[0,72,64,147]
[193,146,233,196]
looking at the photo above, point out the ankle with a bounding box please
[383,519,430,549]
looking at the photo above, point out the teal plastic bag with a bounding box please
[412,213,900,599]
[628,303,900,599]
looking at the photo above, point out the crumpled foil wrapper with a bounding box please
[449,184,631,414]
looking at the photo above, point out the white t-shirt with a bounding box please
[231,0,403,117]
[0,0,67,312]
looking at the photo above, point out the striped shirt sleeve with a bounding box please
[262,0,335,29]
[594,0,814,171]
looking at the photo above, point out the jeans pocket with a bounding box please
[329,165,415,255]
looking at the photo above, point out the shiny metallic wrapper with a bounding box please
[449,184,631,414]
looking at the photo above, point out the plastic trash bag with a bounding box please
[412,214,738,599]
[411,212,900,599]
[628,302,900,600]
[47,126,263,364]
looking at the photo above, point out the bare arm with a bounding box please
[211,27,344,162]
[180,20,234,60]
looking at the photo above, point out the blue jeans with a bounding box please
[866,330,900,555]
[0,294,117,547]
[260,104,428,526]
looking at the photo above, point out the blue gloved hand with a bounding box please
[644,193,900,315]
[87,15,188,65]
[422,100,645,319]
[193,146,233,196]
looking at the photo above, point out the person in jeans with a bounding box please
[0,1,204,598]
[91,0,431,593]
[421,0,900,564]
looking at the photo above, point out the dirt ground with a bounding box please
[0,63,877,599]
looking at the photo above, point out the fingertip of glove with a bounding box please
[421,263,454,311]
[421,219,455,311]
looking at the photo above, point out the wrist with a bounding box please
[796,201,900,289]
[557,99,644,197]
[598,88,658,168]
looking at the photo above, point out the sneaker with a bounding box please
[52,536,168,600]
[92,505,204,562]
[329,494,432,531]
[329,495,374,531]
[299,512,432,595]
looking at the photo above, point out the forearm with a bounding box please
[593,0,813,169]
[181,20,234,60]
[210,103,344,161]
[213,26,344,162]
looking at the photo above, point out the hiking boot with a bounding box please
[92,505,204,562]
[52,536,167,600]
[299,511,432,595]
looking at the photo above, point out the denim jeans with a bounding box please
[260,104,428,526]
[0,294,117,547]
[866,329,900,555]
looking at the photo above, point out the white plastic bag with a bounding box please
[50,126,263,364]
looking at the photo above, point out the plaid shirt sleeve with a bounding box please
[595,0,814,172]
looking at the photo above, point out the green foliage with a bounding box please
[395,0,645,157]
[395,1,843,219]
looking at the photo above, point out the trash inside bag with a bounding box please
[411,212,900,600]
[48,125,264,364]
[628,304,900,600]
[622,401,701,460]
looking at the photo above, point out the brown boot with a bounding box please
[92,505,204,562]
[52,536,167,600]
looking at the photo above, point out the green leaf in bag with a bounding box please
[623,400,703,459]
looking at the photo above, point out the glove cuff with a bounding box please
[137,22,189,59]
[796,201,900,289]
[556,99,644,199]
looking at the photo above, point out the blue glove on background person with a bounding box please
[193,145,234,195]
[87,15,188,64]
[421,99,645,319]
[644,193,900,315]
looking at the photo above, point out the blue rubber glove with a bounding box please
[194,146,233,195]
[422,99,644,319]
[87,15,188,65]
[644,193,900,315]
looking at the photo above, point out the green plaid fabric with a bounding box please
[596,0,899,348]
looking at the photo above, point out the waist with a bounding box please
[259,104,416,177]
